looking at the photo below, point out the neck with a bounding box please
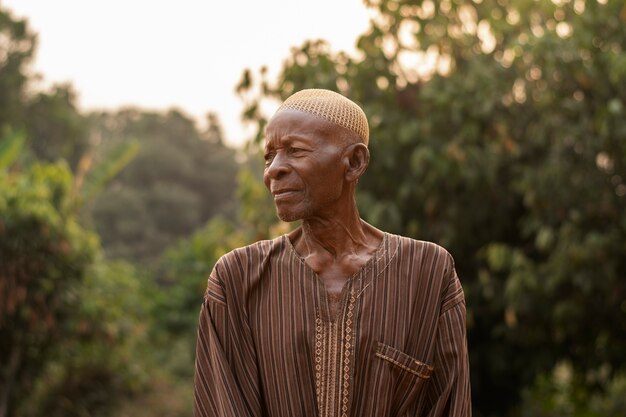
[298,199,368,259]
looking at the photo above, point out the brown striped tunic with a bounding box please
[194,232,471,417]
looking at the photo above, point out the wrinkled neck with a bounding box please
[299,201,367,259]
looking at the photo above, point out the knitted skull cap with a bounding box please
[274,89,369,145]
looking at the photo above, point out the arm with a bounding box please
[424,265,472,417]
[193,264,263,417]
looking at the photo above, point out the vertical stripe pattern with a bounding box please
[194,232,471,417]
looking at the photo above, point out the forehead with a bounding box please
[264,109,347,148]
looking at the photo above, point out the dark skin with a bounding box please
[264,109,384,319]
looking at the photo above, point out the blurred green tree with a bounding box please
[0,8,35,131]
[0,132,97,417]
[518,363,626,417]
[0,132,158,417]
[18,261,154,417]
[237,0,626,415]
[25,85,89,169]
[87,109,239,264]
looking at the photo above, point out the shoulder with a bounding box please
[387,234,462,308]
[390,233,455,270]
[205,236,287,305]
[211,235,287,281]
[219,237,278,263]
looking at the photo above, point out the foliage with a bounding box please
[157,218,238,339]
[0,8,36,131]
[74,140,141,206]
[237,0,626,415]
[25,85,90,170]
[87,109,239,264]
[0,138,164,417]
[0,128,25,170]
[17,261,154,417]
[519,363,626,417]
[0,157,97,417]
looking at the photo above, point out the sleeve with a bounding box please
[193,261,263,417]
[423,264,472,417]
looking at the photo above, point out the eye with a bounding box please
[264,152,275,166]
[288,147,307,156]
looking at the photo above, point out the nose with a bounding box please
[264,152,290,182]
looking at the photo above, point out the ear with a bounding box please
[344,143,370,182]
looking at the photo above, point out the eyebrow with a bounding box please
[266,134,316,149]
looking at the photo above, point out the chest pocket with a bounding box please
[374,342,434,416]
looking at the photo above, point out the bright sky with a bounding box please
[3,0,373,147]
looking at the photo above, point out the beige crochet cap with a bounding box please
[275,89,369,145]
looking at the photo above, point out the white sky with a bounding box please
[3,0,373,147]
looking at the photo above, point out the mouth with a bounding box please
[272,189,300,200]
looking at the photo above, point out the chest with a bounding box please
[315,260,365,319]
[246,262,441,417]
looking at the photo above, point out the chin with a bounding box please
[276,211,301,223]
[275,205,310,223]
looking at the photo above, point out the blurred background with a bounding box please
[1,0,625,416]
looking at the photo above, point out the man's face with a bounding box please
[263,110,350,222]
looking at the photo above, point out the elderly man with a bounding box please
[194,89,471,417]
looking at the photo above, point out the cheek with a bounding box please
[312,174,343,199]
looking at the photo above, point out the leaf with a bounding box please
[78,140,140,204]
[0,129,25,170]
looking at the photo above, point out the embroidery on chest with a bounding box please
[314,290,357,417]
